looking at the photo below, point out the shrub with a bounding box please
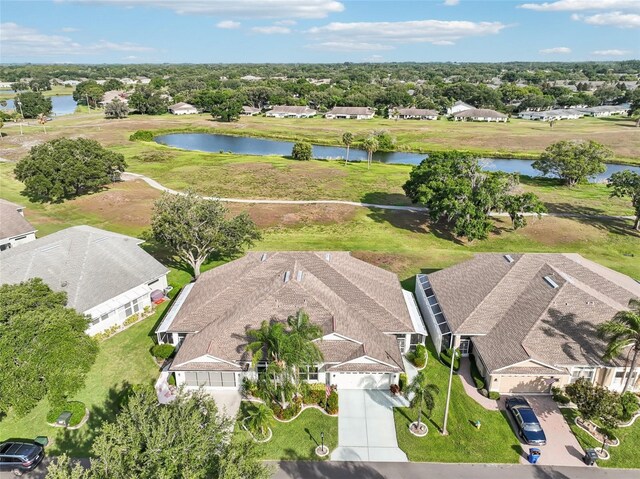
[47,401,86,427]
[291,141,313,161]
[399,373,408,392]
[151,343,175,360]
[123,314,140,327]
[413,344,427,368]
[129,130,154,142]
[242,377,259,397]
[469,355,486,390]
[552,386,571,405]
[272,400,301,420]
[488,391,501,400]
[168,373,176,387]
[440,348,460,372]
[619,391,640,421]
[303,383,328,407]
[326,390,339,415]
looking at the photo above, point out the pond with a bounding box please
[1,95,78,116]
[155,133,640,182]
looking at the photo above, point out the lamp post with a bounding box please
[321,431,324,454]
[442,334,456,436]
[16,99,24,135]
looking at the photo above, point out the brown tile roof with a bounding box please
[0,199,36,241]
[169,252,413,371]
[429,254,640,373]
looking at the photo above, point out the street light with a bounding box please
[16,99,24,135]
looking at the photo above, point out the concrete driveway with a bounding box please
[502,395,586,467]
[330,389,408,462]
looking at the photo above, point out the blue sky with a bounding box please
[1,0,638,63]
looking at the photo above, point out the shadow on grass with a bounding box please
[277,457,386,479]
[548,202,638,238]
[360,192,412,207]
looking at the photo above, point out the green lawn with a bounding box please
[393,340,520,463]
[0,84,75,100]
[237,402,338,460]
[560,409,640,469]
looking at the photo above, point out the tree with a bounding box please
[246,403,272,437]
[362,135,379,170]
[532,140,610,186]
[85,387,271,479]
[502,193,547,230]
[211,98,242,122]
[565,378,614,422]
[104,98,129,119]
[403,152,525,240]
[15,138,127,202]
[0,280,98,417]
[29,77,51,92]
[342,131,354,165]
[151,191,260,279]
[102,78,124,91]
[0,119,4,140]
[128,85,169,115]
[14,91,52,118]
[45,454,88,479]
[405,370,439,431]
[608,170,640,231]
[73,80,105,109]
[291,141,312,161]
[37,113,48,133]
[597,299,640,393]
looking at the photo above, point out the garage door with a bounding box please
[331,372,391,389]
[500,375,554,394]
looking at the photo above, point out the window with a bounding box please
[124,296,143,317]
[299,366,319,381]
[397,336,406,352]
[570,367,596,383]
[410,334,424,348]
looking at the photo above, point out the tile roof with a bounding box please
[0,226,169,313]
[268,105,316,114]
[394,108,438,116]
[428,253,640,373]
[0,199,36,241]
[169,252,414,370]
[453,108,507,118]
[326,107,375,116]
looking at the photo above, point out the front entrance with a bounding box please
[459,338,472,357]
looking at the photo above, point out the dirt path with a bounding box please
[122,172,636,221]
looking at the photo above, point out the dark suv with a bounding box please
[505,396,547,446]
[0,440,44,475]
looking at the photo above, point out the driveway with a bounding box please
[330,389,408,462]
[502,395,586,467]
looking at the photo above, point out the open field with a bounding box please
[1,109,639,164]
[0,84,75,100]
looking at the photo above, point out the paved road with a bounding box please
[122,172,636,221]
[270,461,639,479]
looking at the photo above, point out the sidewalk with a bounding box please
[458,358,499,411]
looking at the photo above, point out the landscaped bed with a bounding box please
[46,401,87,428]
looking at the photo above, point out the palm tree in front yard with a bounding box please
[246,403,273,438]
[406,370,440,433]
[597,299,640,393]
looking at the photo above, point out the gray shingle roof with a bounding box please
[394,108,438,116]
[453,108,507,119]
[0,199,36,241]
[326,107,375,116]
[0,226,169,313]
[268,105,316,115]
[169,252,413,370]
[429,253,640,373]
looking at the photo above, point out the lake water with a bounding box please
[0,95,77,116]
[155,133,640,182]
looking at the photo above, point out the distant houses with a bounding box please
[0,199,37,252]
[452,108,508,122]
[518,109,583,121]
[168,102,198,115]
[325,107,375,120]
[578,105,629,117]
[446,100,474,115]
[241,106,261,116]
[390,107,438,120]
[100,90,129,106]
[265,105,317,118]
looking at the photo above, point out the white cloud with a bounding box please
[0,22,153,58]
[591,49,632,56]
[123,55,138,59]
[306,19,506,50]
[251,25,291,34]
[61,26,79,32]
[443,0,460,5]
[307,41,394,51]
[57,0,345,19]
[520,1,640,11]
[216,20,241,29]
[365,54,385,61]
[573,11,640,28]
[275,19,297,26]
[539,47,572,54]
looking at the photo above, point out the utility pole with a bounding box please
[442,334,456,436]
[16,99,24,135]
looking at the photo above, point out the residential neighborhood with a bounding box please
[0,1,639,478]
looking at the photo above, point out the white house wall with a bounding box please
[0,231,37,250]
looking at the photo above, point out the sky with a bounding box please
[0,0,638,64]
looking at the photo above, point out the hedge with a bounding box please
[151,343,175,360]
[440,348,460,372]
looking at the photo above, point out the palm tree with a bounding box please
[362,136,379,170]
[286,310,323,390]
[246,403,272,438]
[342,132,354,165]
[405,370,440,432]
[597,299,640,393]
[37,113,47,134]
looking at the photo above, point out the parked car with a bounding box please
[505,396,547,445]
[0,439,45,475]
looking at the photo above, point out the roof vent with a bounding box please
[504,254,514,263]
[325,253,331,262]
[284,271,291,283]
[296,270,304,282]
[260,253,267,262]
[543,275,559,289]
[60,280,68,288]
[38,243,61,253]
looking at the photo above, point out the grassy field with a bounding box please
[0,84,75,100]
[237,402,338,460]
[560,409,640,469]
[1,109,638,164]
[394,340,521,463]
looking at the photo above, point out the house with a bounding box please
[156,252,427,391]
[0,199,37,252]
[168,102,198,115]
[415,253,640,395]
[0,226,169,336]
[452,108,508,122]
[265,105,316,118]
[100,90,129,106]
[578,105,629,117]
[240,75,263,82]
[390,107,438,120]
[446,100,474,115]
[325,107,375,120]
[241,106,261,116]
[518,109,583,121]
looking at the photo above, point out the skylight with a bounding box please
[543,275,559,289]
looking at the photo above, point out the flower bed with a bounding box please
[575,417,620,447]
[409,421,428,437]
